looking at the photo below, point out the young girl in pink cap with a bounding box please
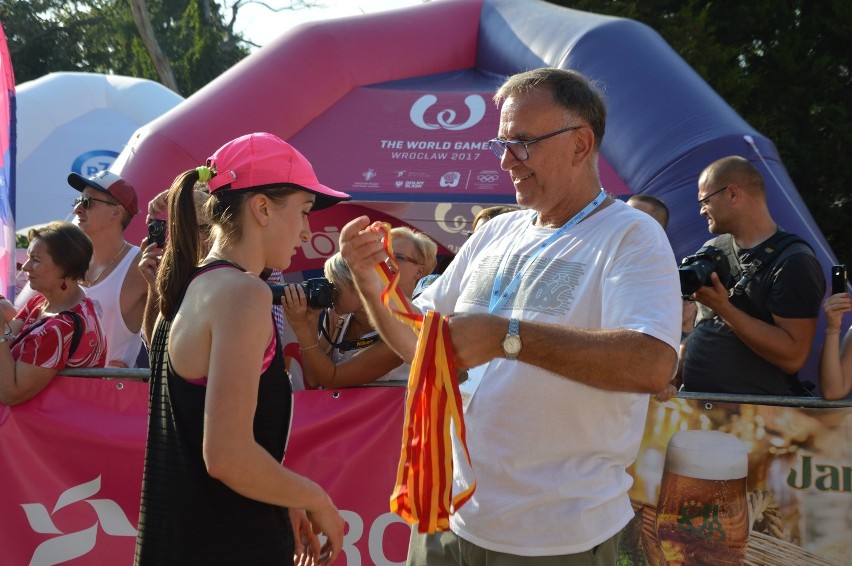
[135,133,350,565]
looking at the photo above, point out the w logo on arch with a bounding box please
[410,94,486,131]
[21,476,137,566]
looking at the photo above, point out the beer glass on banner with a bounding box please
[655,430,749,566]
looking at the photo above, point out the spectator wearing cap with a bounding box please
[68,170,148,368]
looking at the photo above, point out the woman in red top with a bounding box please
[0,221,106,405]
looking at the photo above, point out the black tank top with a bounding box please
[135,261,294,565]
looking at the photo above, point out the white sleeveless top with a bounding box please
[84,244,144,367]
[326,314,410,382]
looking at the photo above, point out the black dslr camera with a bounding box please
[147,219,166,248]
[678,245,733,296]
[269,277,334,309]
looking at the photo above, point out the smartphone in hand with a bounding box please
[832,264,847,295]
[147,219,167,248]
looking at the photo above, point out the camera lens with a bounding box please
[677,245,732,296]
[302,278,334,309]
[679,265,709,296]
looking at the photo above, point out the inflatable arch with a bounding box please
[113,0,838,377]
[14,72,183,231]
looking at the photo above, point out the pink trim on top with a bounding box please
[185,327,278,386]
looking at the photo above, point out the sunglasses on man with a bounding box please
[73,196,120,210]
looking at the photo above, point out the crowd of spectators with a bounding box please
[2,154,848,403]
[0,66,849,566]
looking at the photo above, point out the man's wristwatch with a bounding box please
[501,318,522,360]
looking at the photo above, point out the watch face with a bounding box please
[503,335,522,355]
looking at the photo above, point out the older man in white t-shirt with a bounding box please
[341,68,680,565]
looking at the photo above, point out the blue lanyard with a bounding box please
[488,189,607,313]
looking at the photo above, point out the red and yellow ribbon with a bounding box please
[377,225,475,534]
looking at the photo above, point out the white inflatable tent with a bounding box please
[14,72,183,231]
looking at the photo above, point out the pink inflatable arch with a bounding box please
[112,0,631,271]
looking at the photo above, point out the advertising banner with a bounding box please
[290,86,632,203]
[1,379,849,565]
[0,20,14,297]
[0,379,411,566]
[0,378,146,566]
[623,398,850,565]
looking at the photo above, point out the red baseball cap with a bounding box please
[206,132,350,211]
[68,170,140,216]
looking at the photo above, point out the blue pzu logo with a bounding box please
[71,150,120,178]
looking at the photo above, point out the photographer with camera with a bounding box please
[680,156,824,395]
[282,229,436,388]
[281,252,409,388]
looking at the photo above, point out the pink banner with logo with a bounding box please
[290,87,631,203]
[0,378,145,566]
[0,378,410,566]
[3,379,849,565]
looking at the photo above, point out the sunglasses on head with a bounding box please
[73,195,119,210]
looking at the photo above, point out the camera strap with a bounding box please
[336,334,381,352]
[318,310,381,352]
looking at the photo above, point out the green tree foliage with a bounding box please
[549,0,851,260]
[0,0,249,96]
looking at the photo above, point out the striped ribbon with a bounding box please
[377,225,475,534]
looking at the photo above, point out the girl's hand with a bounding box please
[290,508,321,566]
[138,238,162,287]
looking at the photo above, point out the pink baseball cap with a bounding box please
[68,170,140,216]
[206,133,350,210]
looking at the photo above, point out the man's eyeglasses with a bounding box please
[73,196,119,210]
[488,126,582,162]
[698,185,729,208]
[393,252,422,266]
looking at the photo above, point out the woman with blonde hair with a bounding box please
[283,228,437,388]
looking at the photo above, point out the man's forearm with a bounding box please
[444,313,675,393]
[339,216,421,362]
[519,323,676,393]
[715,305,815,374]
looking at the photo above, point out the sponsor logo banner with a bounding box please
[624,398,851,565]
[0,379,409,566]
[290,88,631,202]
[3,381,846,564]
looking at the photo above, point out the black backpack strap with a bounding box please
[58,310,83,358]
[730,231,810,296]
[11,309,84,359]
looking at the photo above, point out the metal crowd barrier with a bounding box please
[58,367,148,380]
[675,390,852,408]
[55,368,852,407]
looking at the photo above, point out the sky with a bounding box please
[234,0,426,49]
